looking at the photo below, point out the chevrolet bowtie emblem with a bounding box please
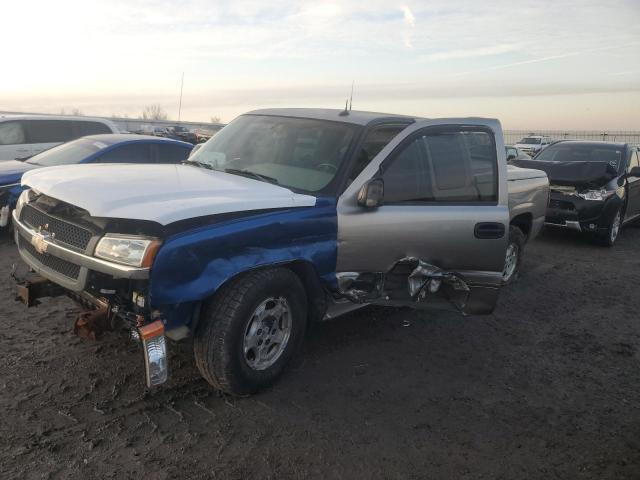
[31,225,54,254]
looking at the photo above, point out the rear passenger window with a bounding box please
[0,121,26,145]
[156,144,191,163]
[26,120,74,143]
[96,144,152,163]
[381,128,497,203]
[75,121,112,136]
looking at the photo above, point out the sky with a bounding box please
[1,0,640,129]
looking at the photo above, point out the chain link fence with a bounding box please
[504,130,640,146]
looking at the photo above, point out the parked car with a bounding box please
[506,145,531,161]
[0,115,119,161]
[167,125,198,144]
[194,128,216,143]
[12,108,548,394]
[513,135,553,157]
[0,134,192,228]
[512,140,640,246]
[152,127,170,137]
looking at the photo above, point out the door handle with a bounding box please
[474,222,505,239]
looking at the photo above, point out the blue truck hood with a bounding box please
[0,160,40,186]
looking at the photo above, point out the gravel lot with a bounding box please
[1,225,640,479]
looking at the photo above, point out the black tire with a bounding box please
[194,268,307,396]
[503,225,525,285]
[596,205,622,247]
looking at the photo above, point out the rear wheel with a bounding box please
[194,268,307,396]
[502,226,525,284]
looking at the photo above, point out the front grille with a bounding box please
[21,204,93,251]
[18,236,81,280]
[548,199,575,210]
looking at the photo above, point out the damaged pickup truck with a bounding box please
[12,109,548,395]
[513,140,640,246]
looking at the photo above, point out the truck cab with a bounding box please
[13,108,523,395]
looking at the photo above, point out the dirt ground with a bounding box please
[2,225,640,480]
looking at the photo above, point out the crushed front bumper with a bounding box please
[13,210,169,387]
[545,190,621,234]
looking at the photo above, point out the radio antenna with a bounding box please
[349,80,354,111]
[339,99,349,116]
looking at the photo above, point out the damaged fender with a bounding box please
[148,198,339,331]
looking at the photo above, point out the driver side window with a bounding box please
[381,127,498,204]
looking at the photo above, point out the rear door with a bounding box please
[336,119,509,314]
[24,119,74,156]
[154,143,192,163]
[93,143,153,163]
[74,120,113,137]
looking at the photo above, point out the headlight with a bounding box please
[577,189,615,201]
[94,235,161,267]
[15,188,34,217]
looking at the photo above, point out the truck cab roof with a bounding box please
[245,108,419,127]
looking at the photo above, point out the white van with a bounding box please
[0,115,119,161]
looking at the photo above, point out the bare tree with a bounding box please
[60,107,84,116]
[141,104,169,121]
[210,116,221,124]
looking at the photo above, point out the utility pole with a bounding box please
[178,72,184,122]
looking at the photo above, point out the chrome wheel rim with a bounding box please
[610,211,621,243]
[502,243,519,282]
[243,296,291,371]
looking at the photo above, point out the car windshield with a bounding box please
[26,138,106,166]
[519,137,542,144]
[186,114,359,193]
[536,143,623,167]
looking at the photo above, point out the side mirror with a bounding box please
[357,178,384,208]
[629,166,640,178]
[507,154,516,161]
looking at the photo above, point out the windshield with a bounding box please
[519,137,542,145]
[535,143,623,168]
[187,114,358,193]
[26,138,106,166]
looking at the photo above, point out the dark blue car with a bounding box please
[0,134,193,215]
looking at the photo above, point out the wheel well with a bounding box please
[510,213,533,239]
[204,261,328,326]
[283,261,328,324]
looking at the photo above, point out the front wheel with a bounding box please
[194,268,308,395]
[596,207,622,247]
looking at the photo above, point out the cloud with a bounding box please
[400,5,415,48]
[423,44,522,62]
[453,41,640,77]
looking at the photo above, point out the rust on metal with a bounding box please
[73,307,110,341]
[15,275,65,307]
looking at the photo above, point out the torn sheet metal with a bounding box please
[404,257,469,299]
[335,272,383,303]
[336,257,470,311]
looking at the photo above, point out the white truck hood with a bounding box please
[21,164,317,225]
